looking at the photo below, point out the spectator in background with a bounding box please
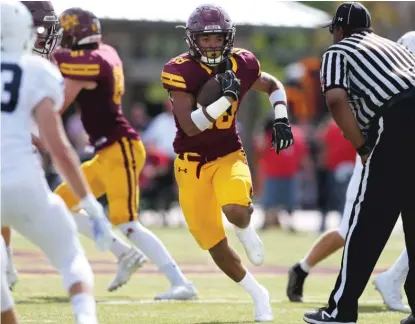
[142,100,176,159]
[255,118,312,231]
[130,101,150,134]
[318,117,356,232]
[141,100,177,224]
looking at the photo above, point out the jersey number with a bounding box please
[171,57,189,65]
[1,63,22,113]
[208,101,238,130]
[112,66,125,105]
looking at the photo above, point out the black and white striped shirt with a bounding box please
[320,31,415,132]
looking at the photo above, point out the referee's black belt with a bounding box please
[385,87,415,110]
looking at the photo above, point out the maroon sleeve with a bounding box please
[161,56,205,94]
[53,49,102,81]
[232,48,261,88]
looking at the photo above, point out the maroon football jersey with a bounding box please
[54,44,139,150]
[161,48,261,159]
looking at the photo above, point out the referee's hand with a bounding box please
[361,153,370,165]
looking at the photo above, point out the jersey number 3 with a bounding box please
[1,63,22,113]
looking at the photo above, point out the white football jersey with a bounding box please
[1,52,64,174]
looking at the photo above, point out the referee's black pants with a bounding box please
[326,93,415,322]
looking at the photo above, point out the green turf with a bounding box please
[10,228,409,323]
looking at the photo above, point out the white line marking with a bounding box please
[97,298,387,305]
[21,321,58,323]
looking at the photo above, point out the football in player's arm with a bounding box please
[166,53,293,154]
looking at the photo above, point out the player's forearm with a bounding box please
[251,72,288,120]
[269,81,288,120]
[189,96,233,134]
[31,134,47,152]
[181,117,203,136]
[51,145,89,200]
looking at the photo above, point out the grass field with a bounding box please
[10,226,409,323]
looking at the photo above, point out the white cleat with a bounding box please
[235,227,264,266]
[107,247,147,292]
[254,285,274,322]
[154,282,198,300]
[373,272,411,313]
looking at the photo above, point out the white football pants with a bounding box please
[1,168,93,291]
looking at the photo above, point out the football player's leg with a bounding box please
[373,249,410,312]
[402,185,415,314]
[174,154,239,299]
[213,151,273,322]
[287,156,362,302]
[105,139,191,296]
[214,151,264,266]
[1,227,17,290]
[286,229,345,303]
[6,188,97,323]
[1,227,11,246]
[54,156,138,263]
[373,164,412,312]
[0,236,18,324]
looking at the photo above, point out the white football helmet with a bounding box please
[1,1,36,54]
[397,31,415,53]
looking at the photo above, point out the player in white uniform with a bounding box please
[1,2,113,323]
[1,235,19,324]
[3,0,152,295]
[286,31,415,313]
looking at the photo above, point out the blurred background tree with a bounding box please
[304,1,414,40]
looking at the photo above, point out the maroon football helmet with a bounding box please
[59,8,102,50]
[21,1,59,56]
[184,4,235,66]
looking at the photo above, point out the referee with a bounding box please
[303,2,415,324]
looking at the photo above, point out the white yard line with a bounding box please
[97,298,386,305]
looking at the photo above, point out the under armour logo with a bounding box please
[338,17,343,21]
[178,168,187,173]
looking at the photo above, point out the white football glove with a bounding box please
[79,194,113,252]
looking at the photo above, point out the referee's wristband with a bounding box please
[356,143,371,156]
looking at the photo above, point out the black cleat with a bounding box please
[401,315,415,324]
[287,263,308,302]
[303,308,356,323]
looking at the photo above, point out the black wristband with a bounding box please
[356,143,371,156]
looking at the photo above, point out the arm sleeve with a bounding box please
[320,50,349,94]
[161,64,189,92]
[233,48,261,87]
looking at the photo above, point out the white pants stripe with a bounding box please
[331,117,385,318]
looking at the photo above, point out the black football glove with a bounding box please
[271,117,294,154]
[216,70,241,102]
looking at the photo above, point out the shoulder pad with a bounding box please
[53,48,102,81]
[231,48,261,76]
[231,48,261,75]
[161,54,195,92]
[24,55,64,111]
[26,55,63,82]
